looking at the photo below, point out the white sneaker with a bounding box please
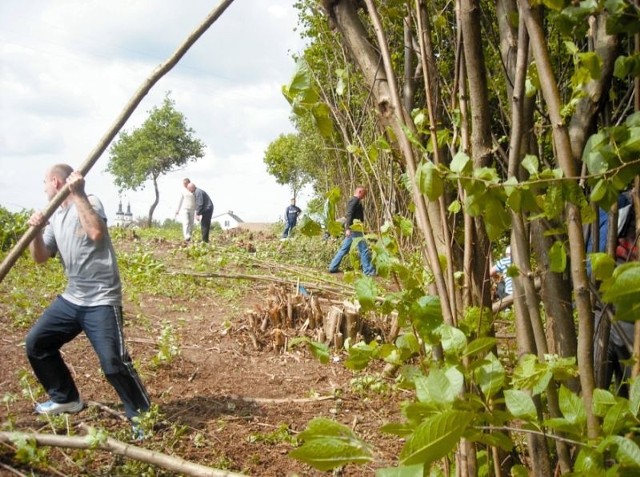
[35,399,84,415]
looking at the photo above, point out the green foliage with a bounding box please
[151,321,180,368]
[289,417,373,471]
[602,262,640,322]
[11,434,49,466]
[118,246,165,286]
[0,206,30,251]
[282,60,335,138]
[248,423,298,445]
[263,133,311,197]
[106,93,205,224]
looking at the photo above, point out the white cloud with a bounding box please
[0,0,306,224]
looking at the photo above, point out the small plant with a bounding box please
[130,403,164,439]
[18,369,44,403]
[248,423,299,445]
[151,321,180,368]
[350,374,390,395]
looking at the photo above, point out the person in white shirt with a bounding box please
[175,178,196,242]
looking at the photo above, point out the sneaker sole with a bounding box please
[35,402,84,415]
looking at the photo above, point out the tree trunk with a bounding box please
[518,0,600,439]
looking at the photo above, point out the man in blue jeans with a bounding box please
[26,164,150,430]
[282,198,302,238]
[328,186,375,276]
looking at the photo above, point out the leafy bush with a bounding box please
[0,206,30,252]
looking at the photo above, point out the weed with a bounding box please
[151,321,180,368]
[248,423,298,445]
[350,374,390,395]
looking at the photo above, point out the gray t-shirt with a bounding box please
[43,195,122,306]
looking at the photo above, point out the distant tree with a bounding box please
[263,133,311,199]
[107,93,205,226]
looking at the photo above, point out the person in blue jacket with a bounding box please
[282,198,302,238]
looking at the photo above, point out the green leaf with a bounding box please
[521,154,539,175]
[504,389,538,420]
[559,385,586,425]
[602,263,640,322]
[355,276,379,311]
[415,368,462,407]
[549,241,567,273]
[437,324,467,357]
[411,295,443,342]
[380,422,414,437]
[467,430,514,452]
[598,435,640,467]
[311,102,335,138]
[450,152,472,175]
[416,161,444,201]
[345,341,378,370]
[396,333,420,355]
[289,437,372,471]
[376,464,425,477]
[291,418,373,471]
[463,337,497,358]
[591,388,617,417]
[578,51,602,80]
[400,410,473,466]
[474,352,505,398]
[298,215,322,236]
[602,402,629,435]
[574,447,605,473]
[307,340,330,364]
[589,253,616,281]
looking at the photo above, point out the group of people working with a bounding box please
[22,162,636,445]
[23,166,376,439]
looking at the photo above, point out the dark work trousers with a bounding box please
[25,296,151,419]
[200,208,213,243]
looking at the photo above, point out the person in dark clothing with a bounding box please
[328,186,375,276]
[590,191,637,397]
[187,183,214,243]
[282,198,302,238]
[26,164,150,436]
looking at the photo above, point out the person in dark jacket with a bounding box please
[187,183,214,243]
[282,198,302,238]
[590,190,637,397]
[328,186,375,276]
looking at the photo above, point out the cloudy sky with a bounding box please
[0,0,307,224]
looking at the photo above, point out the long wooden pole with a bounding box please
[0,0,235,283]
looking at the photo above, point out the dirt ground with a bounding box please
[0,232,403,476]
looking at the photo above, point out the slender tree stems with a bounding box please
[518,0,600,439]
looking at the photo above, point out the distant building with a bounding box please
[114,200,134,227]
[213,210,244,230]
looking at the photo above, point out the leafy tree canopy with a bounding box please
[263,132,311,198]
[107,93,205,192]
[106,93,205,225]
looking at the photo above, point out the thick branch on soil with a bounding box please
[0,431,247,477]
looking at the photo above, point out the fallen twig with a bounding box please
[0,429,248,477]
[231,395,335,404]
